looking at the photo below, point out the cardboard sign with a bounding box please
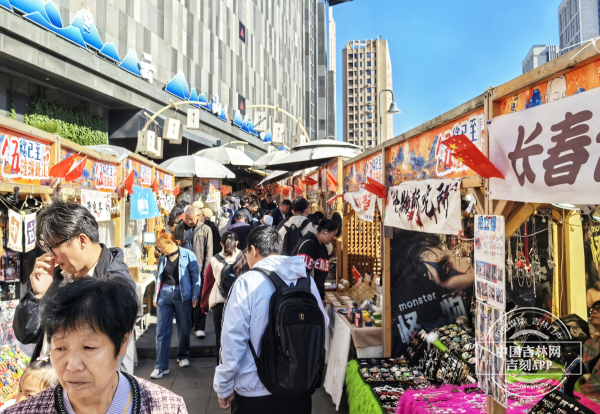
[163,118,181,141]
[7,210,22,252]
[24,213,36,252]
[81,189,112,222]
[187,108,200,130]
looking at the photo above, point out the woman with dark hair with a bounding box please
[233,249,250,278]
[200,232,240,357]
[151,233,200,378]
[390,230,474,356]
[4,277,187,413]
[292,218,340,300]
[331,211,343,238]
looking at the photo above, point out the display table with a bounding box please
[324,305,383,410]
[395,384,600,414]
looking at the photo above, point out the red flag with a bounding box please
[292,185,303,195]
[327,194,343,204]
[441,134,505,179]
[365,177,388,199]
[297,180,305,192]
[326,170,338,187]
[194,185,202,194]
[49,154,77,178]
[151,176,159,193]
[282,186,291,195]
[123,169,135,195]
[173,183,181,196]
[64,156,87,182]
[178,212,185,220]
[302,177,318,186]
[352,266,362,284]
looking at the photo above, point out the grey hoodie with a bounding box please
[214,255,329,398]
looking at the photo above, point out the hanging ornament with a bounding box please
[507,239,514,290]
[547,221,555,270]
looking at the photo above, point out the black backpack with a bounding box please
[281,219,310,256]
[214,254,236,298]
[249,268,325,397]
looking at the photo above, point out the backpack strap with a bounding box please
[253,267,289,289]
[214,254,227,265]
[298,219,311,231]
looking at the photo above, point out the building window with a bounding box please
[367,52,371,58]
[350,115,354,120]
[368,113,372,120]
[367,96,372,102]
[360,70,363,76]
[367,122,372,128]
[349,80,353,85]
[349,98,354,103]
[349,132,354,137]
[368,140,372,146]
[367,79,372,84]
[360,62,363,67]
[360,53,363,58]
[354,54,358,58]
[361,132,363,137]
[367,61,372,67]
[354,63,358,68]
[367,70,371,75]
[360,97,363,102]
[367,87,372,93]
[368,131,372,137]
[368,105,372,110]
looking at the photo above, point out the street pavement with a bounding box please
[134,358,345,414]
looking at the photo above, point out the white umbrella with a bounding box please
[254,150,290,170]
[160,155,235,178]
[293,139,361,150]
[86,145,132,162]
[258,170,293,186]
[195,147,255,167]
[267,146,359,171]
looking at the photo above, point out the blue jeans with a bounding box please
[155,285,192,370]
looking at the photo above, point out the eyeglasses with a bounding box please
[40,238,69,255]
[591,306,600,315]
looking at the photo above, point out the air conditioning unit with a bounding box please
[291,134,306,149]
[272,122,285,145]
[136,130,156,154]
[164,118,181,141]
[187,109,200,130]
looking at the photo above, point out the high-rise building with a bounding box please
[327,6,337,139]
[559,0,600,54]
[522,45,559,74]
[342,39,393,150]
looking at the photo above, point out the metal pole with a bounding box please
[378,89,395,144]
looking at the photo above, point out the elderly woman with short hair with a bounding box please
[5,277,187,414]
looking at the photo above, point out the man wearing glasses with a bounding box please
[12,200,136,372]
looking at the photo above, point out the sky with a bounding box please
[332,0,563,140]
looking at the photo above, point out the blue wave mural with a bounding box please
[164,71,262,138]
[262,129,272,143]
[5,1,148,81]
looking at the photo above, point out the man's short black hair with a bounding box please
[235,211,246,221]
[281,199,292,207]
[250,200,259,208]
[292,198,309,215]
[247,225,282,257]
[37,199,99,246]
[267,193,273,197]
[41,277,139,358]
[240,196,250,207]
[221,197,230,206]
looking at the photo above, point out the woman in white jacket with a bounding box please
[200,231,240,360]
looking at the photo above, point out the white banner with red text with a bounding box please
[343,189,377,222]
[384,179,462,235]
[489,85,600,203]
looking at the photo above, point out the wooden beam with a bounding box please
[0,182,53,195]
[505,203,535,239]
[471,188,485,216]
[494,200,515,217]
[461,176,483,188]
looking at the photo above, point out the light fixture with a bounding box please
[464,194,473,202]
[387,101,402,114]
[45,78,49,80]
[551,203,579,210]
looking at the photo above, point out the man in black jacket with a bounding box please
[13,200,136,372]
[271,199,292,228]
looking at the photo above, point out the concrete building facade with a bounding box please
[559,0,600,54]
[0,0,308,161]
[522,45,559,74]
[342,38,393,150]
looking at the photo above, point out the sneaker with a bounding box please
[195,330,206,338]
[177,359,190,367]
[150,369,169,379]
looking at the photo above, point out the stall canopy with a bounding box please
[86,144,132,163]
[267,139,360,171]
[254,149,290,170]
[258,170,293,186]
[195,146,255,167]
[160,155,235,178]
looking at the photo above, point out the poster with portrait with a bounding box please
[474,215,506,309]
[385,179,462,235]
[390,227,474,357]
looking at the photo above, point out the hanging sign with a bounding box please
[24,213,36,252]
[130,186,161,220]
[489,86,600,203]
[474,215,506,309]
[81,189,112,222]
[384,179,462,235]
[0,129,51,186]
[7,210,23,252]
[344,189,376,222]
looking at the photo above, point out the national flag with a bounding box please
[302,177,318,186]
[365,177,388,199]
[64,156,87,182]
[173,183,181,196]
[49,154,77,178]
[326,170,338,188]
[297,180,305,192]
[327,194,343,204]
[352,266,362,284]
[194,185,202,194]
[292,184,303,195]
[178,212,185,220]
[441,134,505,179]
[151,177,159,193]
[123,169,135,195]
[282,186,291,195]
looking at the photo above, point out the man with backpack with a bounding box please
[271,199,292,228]
[214,225,328,413]
[216,198,234,236]
[278,198,317,256]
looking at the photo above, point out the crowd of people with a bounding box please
[3,192,341,413]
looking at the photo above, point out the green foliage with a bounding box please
[24,96,108,146]
[8,98,16,120]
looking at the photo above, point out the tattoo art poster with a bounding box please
[384,179,462,235]
[474,215,506,309]
[488,85,600,204]
[390,228,474,357]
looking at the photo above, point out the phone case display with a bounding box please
[474,215,506,309]
[3,252,20,282]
